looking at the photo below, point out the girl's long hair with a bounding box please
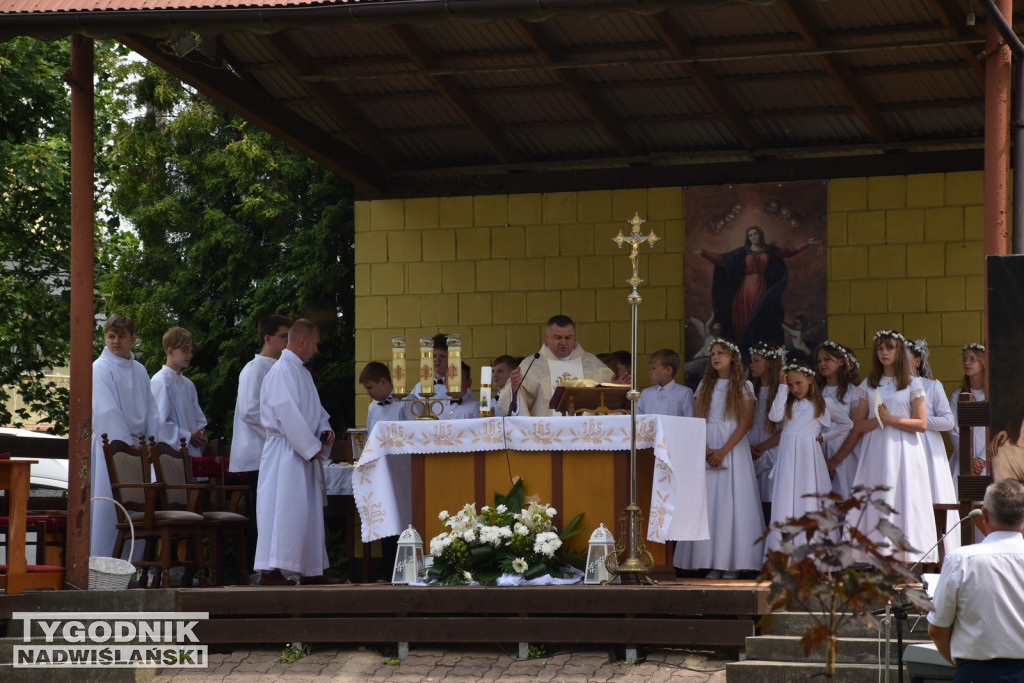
[784,369,826,420]
[868,335,910,390]
[750,343,782,432]
[695,343,748,420]
[815,342,852,404]
[960,347,988,397]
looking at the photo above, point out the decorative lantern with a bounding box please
[392,525,425,585]
[584,523,620,584]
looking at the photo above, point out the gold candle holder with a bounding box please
[391,336,406,394]
[419,336,434,396]
[446,333,462,394]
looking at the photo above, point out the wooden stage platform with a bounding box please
[2,579,770,651]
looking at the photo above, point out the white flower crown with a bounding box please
[748,344,784,359]
[846,353,860,370]
[873,329,908,345]
[782,363,815,377]
[709,337,740,355]
[962,342,986,354]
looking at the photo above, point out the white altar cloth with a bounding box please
[353,415,708,544]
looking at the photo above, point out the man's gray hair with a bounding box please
[984,478,1024,528]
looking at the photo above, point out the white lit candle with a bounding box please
[419,337,434,396]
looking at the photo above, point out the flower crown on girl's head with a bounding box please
[846,353,860,371]
[709,337,740,356]
[782,363,815,377]
[749,343,784,360]
[873,329,908,345]
[819,340,846,357]
[962,342,986,354]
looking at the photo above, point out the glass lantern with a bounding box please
[392,525,425,585]
[584,523,620,584]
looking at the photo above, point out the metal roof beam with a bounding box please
[511,18,636,157]
[645,11,763,152]
[781,0,899,145]
[121,33,387,193]
[928,0,987,84]
[387,23,514,165]
[265,31,398,171]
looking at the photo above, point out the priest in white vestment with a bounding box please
[91,315,159,557]
[497,315,613,417]
[150,327,208,457]
[254,319,339,584]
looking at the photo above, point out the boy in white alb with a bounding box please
[637,349,695,417]
[150,327,208,456]
[230,314,291,572]
[91,314,160,557]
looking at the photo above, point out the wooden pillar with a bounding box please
[67,34,95,590]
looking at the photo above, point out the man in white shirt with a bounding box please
[91,314,159,557]
[254,319,341,585]
[230,314,290,572]
[150,327,208,457]
[497,315,613,417]
[928,478,1024,681]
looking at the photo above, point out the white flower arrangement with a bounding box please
[426,480,583,585]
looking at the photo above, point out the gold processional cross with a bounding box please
[614,212,660,295]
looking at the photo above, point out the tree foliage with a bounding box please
[100,61,355,439]
[0,37,127,432]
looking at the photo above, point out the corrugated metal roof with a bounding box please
[3,0,355,11]
[0,0,1008,194]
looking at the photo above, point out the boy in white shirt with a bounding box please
[150,327,208,456]
[360,361,408,436]
[636,349,695,417]
[443,362,480,420]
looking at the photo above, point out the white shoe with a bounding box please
[705,570,722,579]
[721,571,739,580]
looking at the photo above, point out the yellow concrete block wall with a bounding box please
[352,189,686,425]
[353,173,984,425]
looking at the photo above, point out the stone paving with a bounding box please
[152,645,732,682]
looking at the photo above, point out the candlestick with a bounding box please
[446,334,462,394]
[391,336,406,394]
[419,336,434,396]
[479,366,492,417]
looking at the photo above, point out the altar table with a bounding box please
[353,416,708,558]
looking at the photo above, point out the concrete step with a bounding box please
[727,659,899,683]
[744,634,929,665]
[763,610,929,638]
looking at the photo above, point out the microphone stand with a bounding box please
[509,353,540,415]
[873,509,980,683]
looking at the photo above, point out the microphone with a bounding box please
[908,508,982,576]
[509,353,541,415]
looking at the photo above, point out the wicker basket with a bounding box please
[88,497,136,590]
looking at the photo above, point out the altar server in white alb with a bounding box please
[498,314,612,416]
[91,314,159,556]
[150,326,208,456]
[230,313,291,570]
[254,319,342,585]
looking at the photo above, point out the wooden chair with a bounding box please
[0,459,64,594]
[101,435,206,588]
[150,438,249,586]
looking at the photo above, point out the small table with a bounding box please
[0,460,64,594]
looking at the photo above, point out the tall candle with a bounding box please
[391,336,406,394]
[479,366,492,417]
[446,334,462,394]
[418,337,434,396]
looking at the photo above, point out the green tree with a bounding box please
[100,61,355,440]
[0,37,127,433]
